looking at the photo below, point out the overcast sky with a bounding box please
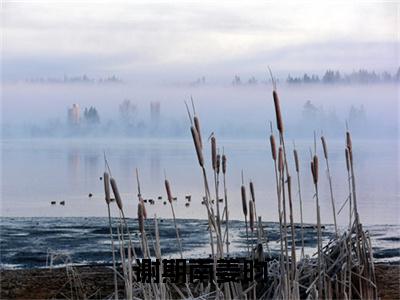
[2,0,399,82]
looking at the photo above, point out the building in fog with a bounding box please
[67,104,80,126]
[150,101,160,123]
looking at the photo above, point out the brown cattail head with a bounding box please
[241,185,247,217]
[348,146,353,165]
[165,179,173,203]
[222,154,227,174]
[293,149,299,173]
[249,200,255,232]
[270,135,277,161]
[311,161,315,183]
[137,202,144,233]
[249,181,255,202]
[139,196,147,219]
[110,177,123,210]
[194,116,202,149]
[278,147,284,173]
[321,136,328,159]
[345,148,350,171]
[346,131,352,152]
[211,136,217,170]
[103,172,111,204]
[191,126,204,167]
[216,154,221,174]
[312,155,319,184]
[273,90,284,133]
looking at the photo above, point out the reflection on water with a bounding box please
[1,138,399,225]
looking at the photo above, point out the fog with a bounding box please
[2,81,398,140]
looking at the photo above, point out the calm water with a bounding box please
[1,138,399,225]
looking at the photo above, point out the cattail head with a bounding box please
[321,136,328,159]
[137,202,144,233]
[312,155,319,184]
[345,148,350,171]
[211,136,217,170]
[216,154,221,174]
[273,90,284,133]
[278,147,284,173]
[311,161,315,183]
[165,179,173,203]
[139,196,147,219]
[293,149,299,173]
[241,185,247,217]
[222,154,227,174]
[194,116,202,149]
[110,177,123,210]
[270,135,277,161]
[249,200,255,232]
[348,146,353,166]
[103,172,111,204]
[346,131,352,152]
[249,181,255,202]
[191,126,204,167]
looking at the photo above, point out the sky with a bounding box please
[1,0,399,83]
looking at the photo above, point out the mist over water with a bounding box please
[2,82,398,139]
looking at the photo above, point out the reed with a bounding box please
[293,147,305,259]
[241,180,249,255]
[311,154,323,297]
[165,178,183,258]
[249,199,255,255]
[221,152,230,254]
[321,135,338,237]
[103,172,119,300]
[211,135,222,240]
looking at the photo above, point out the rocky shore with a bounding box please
[1,264,399,299]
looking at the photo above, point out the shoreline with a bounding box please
[1,263,399,299]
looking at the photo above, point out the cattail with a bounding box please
[139,196,147,219]
[278,147,284,173]
[137,202,144,233]
[249,200,255,232]
[311,161,315,182]
[270,135,277,161]
[110,178,123,210]
[191,126,204,167]
[222,154,227,174]
[345,148,350,171]
[165,179,173,203]
[211,136,217,170]
[194,116,202,149]
[249,181,255,202]
[312,155,319,184]
[321,136,328,159]
[216,154,221,174]
[273,90,284,133]
[287,175,292,196]
[293,149,299,173]
[241,185,247,216]
[103,172,111,204]
[348,146,353,165]
[346,131,352,152]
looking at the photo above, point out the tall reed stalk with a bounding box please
[293,147,305,259]
[103,171,119,300]
[165,177,183,258]
[321,135,338,237]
